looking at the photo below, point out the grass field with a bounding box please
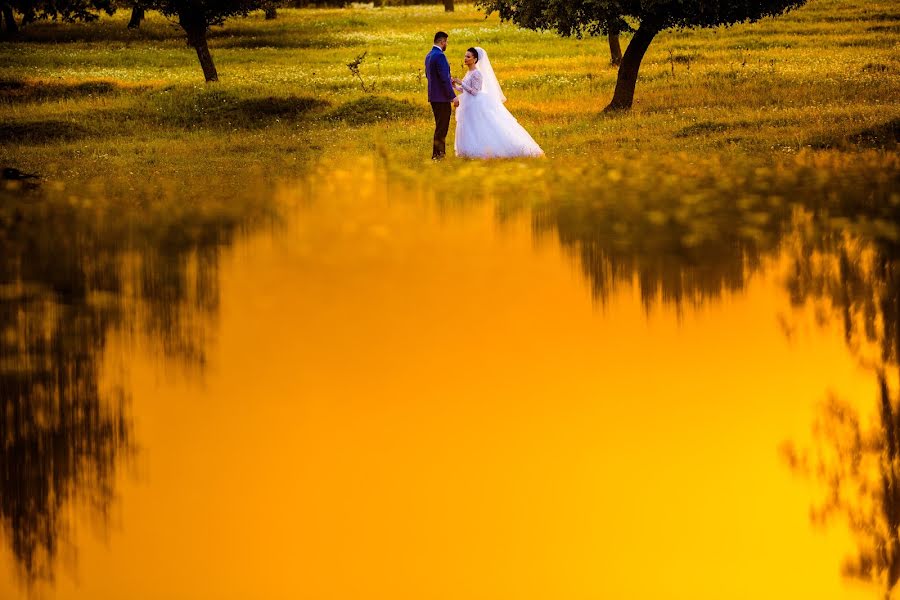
[0,0,898,198]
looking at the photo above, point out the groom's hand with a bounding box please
[452,97,459,108]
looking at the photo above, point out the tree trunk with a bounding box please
[180,14,218,83]
[608,33,622,67]
[264,4,277,19]
[443,0,454,12]
[127,5,145,29]
[192,35,218,83]
[1,4,17,34]
[21,4,35,25]
[603,24,658,113]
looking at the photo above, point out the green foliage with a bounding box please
[7,0,115,24]
[477,0,810,37]
[142,0,261,29]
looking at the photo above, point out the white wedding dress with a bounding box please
[454,47,544,159]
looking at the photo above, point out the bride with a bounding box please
[451,47,544,159]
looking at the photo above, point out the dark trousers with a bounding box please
[430,102,452,159]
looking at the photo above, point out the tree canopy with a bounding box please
[477,0,808,111]
[2,0,113,32]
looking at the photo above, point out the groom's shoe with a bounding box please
[431,152,445,160]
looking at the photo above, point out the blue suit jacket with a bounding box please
[425,47,456,103]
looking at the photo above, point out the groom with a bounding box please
[425,31,458,160]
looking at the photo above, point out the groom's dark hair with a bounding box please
[434,31,448,43]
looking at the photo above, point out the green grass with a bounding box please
[0,0,897,189]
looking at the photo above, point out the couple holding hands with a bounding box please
[425,31,544,160]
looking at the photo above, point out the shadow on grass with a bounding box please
[866,23,900,33]
[210,34,342,50]
[0,121,90,144]
[1,91,334,143]
[0,78,148,104]
[326,96,420,126]
[1,19,182,43]
[134,91,417,130]
[1,91,414,144]
[142,88,332,128]
[233,96,331,119]
[810,118,900,150]
[674,120,753,137]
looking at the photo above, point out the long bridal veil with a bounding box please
[473,47,506,104]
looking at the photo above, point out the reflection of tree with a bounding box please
[781,184,900,595]
[783,377,900,595]
[530,156,898,313]
[784,214,900,372]
[525,154,899,591]
[532,189,790,310]
[0,294,129,582]
[0,185,269,584]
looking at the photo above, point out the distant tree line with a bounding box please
[1,0,113,33]
[0,0,455,35]
[283,0,454,10]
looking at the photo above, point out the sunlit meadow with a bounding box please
[1,0,897,196]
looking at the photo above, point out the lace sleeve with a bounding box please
[460,70,483,96]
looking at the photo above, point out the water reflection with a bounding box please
[780,185,900,595]
[528,156,897,312]
[521,153,900,596]
[526,155,898,594]
[0,156,897,597]
[532,193,789,309]
[0,182,272,584]
[783,377,900,595]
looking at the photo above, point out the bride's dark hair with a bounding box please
[467,47,479,63]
